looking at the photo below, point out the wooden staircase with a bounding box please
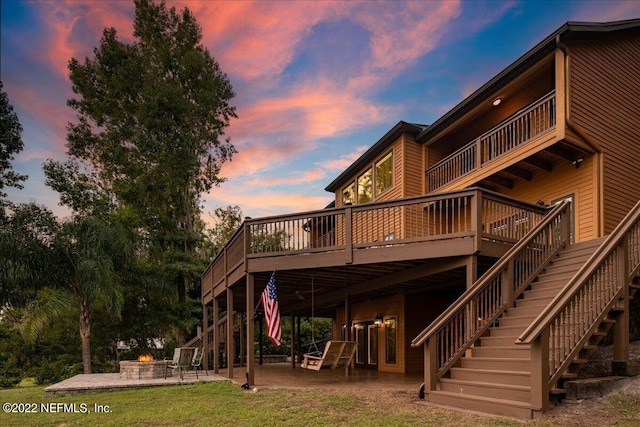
[412,200,640,419]
[430,239,606,418]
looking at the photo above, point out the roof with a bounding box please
[415,18,640,144]
[324,18,640,195]
[324,121,428,192]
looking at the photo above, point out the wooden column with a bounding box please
[226,287,234,379]
[530,328,550,411]
[246,274,255,385]
[203,301,209,369]
[290,315,296,368]
[213,297,219,373]
[258,316,263,365]
[344,292,351,376]
[613,240,630,375]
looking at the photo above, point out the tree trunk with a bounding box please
[79,301,92,374]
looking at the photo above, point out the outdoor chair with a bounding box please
[301,340,357,371]
[165,347,196,380]
[191,348,207,377]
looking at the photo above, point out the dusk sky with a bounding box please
[2,0,640,223]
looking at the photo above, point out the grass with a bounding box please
[0,381,637,426]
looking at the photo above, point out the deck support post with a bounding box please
[246,273,255,385]
[213,297,219,373]
[530,328,550,411]
[226,287,234,379]
[290,314,296,368]
[344,292,352,377]
[203,301,209,370]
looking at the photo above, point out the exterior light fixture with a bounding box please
[572,158,584,169]
[374,314,383,325]
[492,97,502,106]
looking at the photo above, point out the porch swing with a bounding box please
[300,275,357,371]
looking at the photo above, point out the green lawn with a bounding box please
[1,381,638,426]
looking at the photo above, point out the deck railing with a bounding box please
[426,91,556,192]
[411,201,570,391]
[245,188,547,257]
[517,200,640,409]
[203,189,549,295]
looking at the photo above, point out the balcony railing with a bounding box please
[203,189,550,295]
[426,91,556,192]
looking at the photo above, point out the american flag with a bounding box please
[261,272,282,347]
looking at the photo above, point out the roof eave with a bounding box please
[325,121,427,193]
[415,18,640,144]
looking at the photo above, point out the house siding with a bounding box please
[501,157,596,242]
[335,295,406,373]
[567,32,640,233]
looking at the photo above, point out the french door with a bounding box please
[354,322,378,369]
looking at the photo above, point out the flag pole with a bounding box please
[251,270,276,320]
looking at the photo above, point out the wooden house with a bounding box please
[196,19,640,418]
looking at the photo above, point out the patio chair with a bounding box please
[165,347,196,380]
[301,340,357,371]
[191,348,207,377]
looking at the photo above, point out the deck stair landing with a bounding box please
[429,239,608,418]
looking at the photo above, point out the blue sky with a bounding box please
[2,0,640,223]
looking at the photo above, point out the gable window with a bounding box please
[342,182,355,205]
[375,151,393,196]
[358,168,373,204]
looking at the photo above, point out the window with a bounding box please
[342,182,355,206]
[358,169,373,204]
[385,317,397,364]
[376,151,393,195]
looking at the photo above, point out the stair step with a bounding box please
[498,315,536,327]
[439,378,532,402]
[450,367,530,386]
[505,305,548,317]
[480,336,519,346]
[471,345,530,359]
[460,356,530,371]
[488,325,527,337]
[425,390,533,419]
[515,296,552,308]
[530,278,570,290]
[523,287,562,299]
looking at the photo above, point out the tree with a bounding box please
[206,205,244,256]
[22,217,132,374]
[0,203,59,309]
[45,0,237,342]
[0,80,27,206]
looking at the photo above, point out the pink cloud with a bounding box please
[324,145,370,172]
[203,186,333,218]
[35,1,135,79]
[245,168,327,188]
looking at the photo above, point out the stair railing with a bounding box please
[411,201,571,393]
[517,200,640,411]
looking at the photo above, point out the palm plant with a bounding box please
[23,217,132,374]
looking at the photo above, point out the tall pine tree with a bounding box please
[45,0,237,343]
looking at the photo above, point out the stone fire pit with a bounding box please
[119,359,171,379]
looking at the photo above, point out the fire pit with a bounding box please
[119,354,171,379]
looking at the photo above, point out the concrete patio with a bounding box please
[45,371,226,396]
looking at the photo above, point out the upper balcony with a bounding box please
[426,91,556,192]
